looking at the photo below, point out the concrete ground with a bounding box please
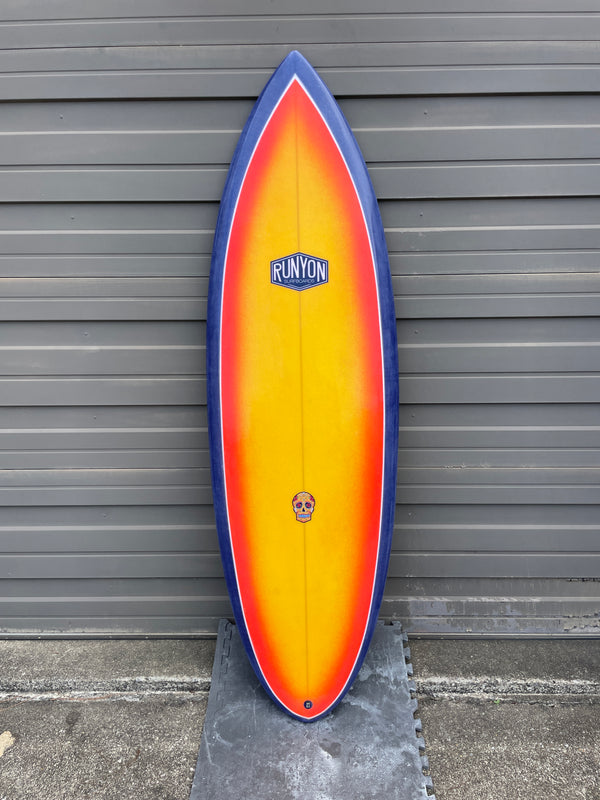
[0,640,215,800]
[0,635,599,799]
[411,639,600,800]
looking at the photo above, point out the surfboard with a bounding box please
[207,51,398,722]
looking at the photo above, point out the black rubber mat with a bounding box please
[190,619,434,800]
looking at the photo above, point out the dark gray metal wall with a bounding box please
[1,1,599,636]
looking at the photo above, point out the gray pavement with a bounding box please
[0,641,215,800]
[0,635,598,799]
[411,640,600,800]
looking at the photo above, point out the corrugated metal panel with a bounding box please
[1,2,598,636]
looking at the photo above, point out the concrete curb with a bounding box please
[416,676,600,699]
[0,676,211,699]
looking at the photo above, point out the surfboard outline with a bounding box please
[207,51,399,721]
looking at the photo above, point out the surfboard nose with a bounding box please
[280,49,310,70]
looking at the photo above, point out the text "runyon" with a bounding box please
[270,252,329,291]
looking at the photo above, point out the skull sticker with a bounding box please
[292,491,315,523]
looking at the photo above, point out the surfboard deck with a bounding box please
[207,51,398,722]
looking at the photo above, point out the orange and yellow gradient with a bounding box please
[220,79,384,718]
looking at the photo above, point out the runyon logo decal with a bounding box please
[271,252,328,291]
